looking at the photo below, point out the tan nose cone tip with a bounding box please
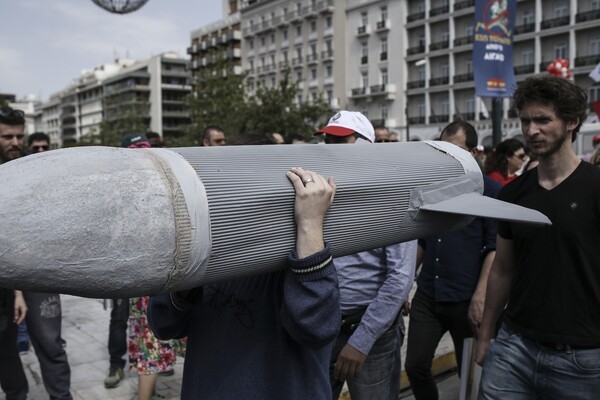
[0,142,549,297]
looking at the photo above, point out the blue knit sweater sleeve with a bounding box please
[282,243,341,349]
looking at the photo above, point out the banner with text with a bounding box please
[473,0,517,97]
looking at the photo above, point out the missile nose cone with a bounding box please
[0,147,210,298]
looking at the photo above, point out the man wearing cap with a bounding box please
[315,111,417,400]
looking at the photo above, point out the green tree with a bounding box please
[0,95,8,108]
[78,95,149,147]
[246,68,331,140]
[183,50,249,146]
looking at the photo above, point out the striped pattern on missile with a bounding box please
[0,141,501,298]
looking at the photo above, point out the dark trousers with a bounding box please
[108,298,129,370]
[405,289,472,400]
[24,292,72,400]
[0,309,28,400]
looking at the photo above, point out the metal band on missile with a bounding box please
[0,141,550,298]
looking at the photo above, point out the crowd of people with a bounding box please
[1,74,600,400]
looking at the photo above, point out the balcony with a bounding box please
[429,5,449,17]
[454,72,473,83]
[380,52,388,61]
[407,11,425,22]
[370,84,396,97]
[407,45,425,55]
[357,25,369,37]
[407,80,425,89]
[454,0,474,11]
[361,55,368,64]
[430,114,450,123]
[292,56,303,66]
[321,49,334,61]
[575,54,600,66]
[454,112,475,121]
[317,0,334,13]
[514,64,535,74]
[576,9,600,22]
[351,87,367,97]
[408,116,425,124]
[429,76,450,86]
[540,16,570,29]
[514,23,535,34]
[539,61,552,71]
[306,54,319,64]
[429,40,450,51]
[453,36,473,46]
[376,20,389,31]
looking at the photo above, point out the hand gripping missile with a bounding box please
[0,141,550,297]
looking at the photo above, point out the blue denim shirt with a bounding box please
[417,176,501,302]
[334,241,417,355]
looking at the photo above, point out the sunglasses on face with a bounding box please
[32,145,49,152]
[0,108,25,123]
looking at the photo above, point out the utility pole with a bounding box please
[492,97,503,146]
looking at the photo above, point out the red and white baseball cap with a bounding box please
[314,111,375,143]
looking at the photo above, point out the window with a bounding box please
[441,30,449,43]
[297,71,302,81]
[522,9,534,24]
[296,25,302,36]
[270,54,275,65]
[442,100,450,116]
[297,94,303,105]
[418,65,425,81]
[361,108,369,118]
[260,56,265,67]
[296,46,302,59]
[326,16,332,28]
[466,25,474,37]
[593,0,600,10]
[362,71,369,88]
[260,36,265,47]
[326,65,332,77]
[381,6,388,21]
[554,1,568,17]
[325,39,332,52]
[311,43,317,57]
[362,42,369,57]
[283,7,288,17]
[283,29,288,41]
[466,98,475,113]
[521,48,534,65]
[381,37,388,54]
[327,90,333,103]
[381,68,388,85]
[296,2,301,13]
[311,68,317,80]
[381,104,388,120]
[361,11,368,27]
[554,42,567,59]
[270,33,275,44]
[419,33,425,47]
[282,51,288,62]
[591,36,600,55]
[310,20,317,32]
[249,59,254,70]
[311,92,318,102]
[271,77,276,87]
[249,40,254,50]
[441,62,449,77]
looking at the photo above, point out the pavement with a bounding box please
[7,291,461,400]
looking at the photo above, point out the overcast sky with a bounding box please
[0,0,222,102]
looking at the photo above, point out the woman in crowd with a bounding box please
[484,138,526,185]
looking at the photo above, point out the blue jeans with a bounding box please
[479,324,600,400]
[330,321,403,400]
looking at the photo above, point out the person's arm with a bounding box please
[280,167,340,348]
[13,290,27,324]
[468,250,495,337]
[334,240,417,381]
[474,236,515,365]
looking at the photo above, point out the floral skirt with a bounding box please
[128,296,186,375]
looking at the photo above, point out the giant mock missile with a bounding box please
[0,142,549,298]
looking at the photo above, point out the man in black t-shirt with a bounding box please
[475,76,600,399]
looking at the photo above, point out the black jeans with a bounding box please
[108,298,129,370]
[0,297,28,400]
[405,289,472,400]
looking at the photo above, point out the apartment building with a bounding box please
[405,0,600,148]
[37,52,191,146]
[188,1,243,76]
[190,0,600,146]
